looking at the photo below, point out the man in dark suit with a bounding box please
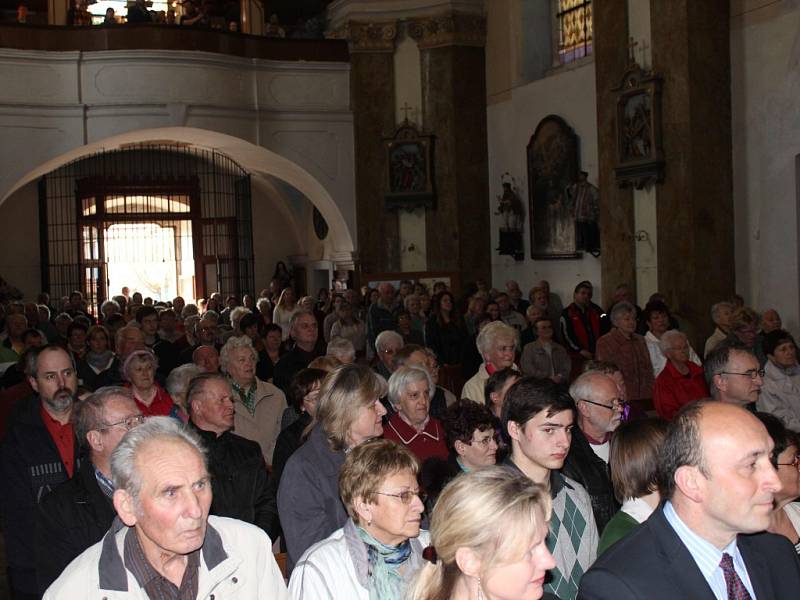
[578,400,800,599]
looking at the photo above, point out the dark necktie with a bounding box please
[720,552,752,600]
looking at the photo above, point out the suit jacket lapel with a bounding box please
[649,508,718,600]
[738,534,774,599]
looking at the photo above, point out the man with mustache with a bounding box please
[0,345,79,599]
[187,372,278,540]
[578,401,800,599]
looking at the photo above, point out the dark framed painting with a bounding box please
[527,115,581,259]
[384,122,435,209]
[613,63,664,189]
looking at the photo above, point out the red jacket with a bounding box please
[383,413,449,463]
[653,360,709,420]
[561,302,602,355]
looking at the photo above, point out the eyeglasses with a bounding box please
[375,490,427,504]
[470,434,497,447]
[581,398,631,420]
[720,369,765,381]
[776,455,800,470]
[98,414,145,432]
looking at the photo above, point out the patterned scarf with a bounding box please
[356,526,412,600]
[230,380,257,415]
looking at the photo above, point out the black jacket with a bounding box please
[578,505,800,599]
[0,395,81,595]
[270,411,312,489]
[273,345,321,394]
[190,422,279,541]
[560,426,619,533]
[35,458,116,594]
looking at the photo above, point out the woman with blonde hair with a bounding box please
[277,363,388,572]
[408,466,557,600]
[289,439,429,599]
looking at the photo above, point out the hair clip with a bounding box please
[422,545,438,564]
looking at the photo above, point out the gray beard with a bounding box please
[43,389,75,413]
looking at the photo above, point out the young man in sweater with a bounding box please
[502,376,598,600]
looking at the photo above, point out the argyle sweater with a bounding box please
[504,458,598,600]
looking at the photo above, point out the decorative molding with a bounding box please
[407,11,486,49]
[326,0,484,31]
[328,20,398,53]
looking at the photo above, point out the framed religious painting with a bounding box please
[613,63,664,189]
[527,115,582,259]
[383,121,435,210]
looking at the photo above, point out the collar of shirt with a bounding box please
[663,501,756,600]
[620,496,655,524]
[123,526,200,598]
[94,467,115,498]
[398,411,429,433]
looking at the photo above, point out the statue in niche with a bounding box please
[495,173,525,261]
[565,171,600,256]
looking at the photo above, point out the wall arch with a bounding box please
[1,126,356,267]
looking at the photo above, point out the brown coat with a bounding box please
[596,328,654,401]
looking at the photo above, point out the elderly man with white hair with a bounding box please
[653,330,710,420]
[461,321,519,404]
[596,301,654,407]
[43,417,289,599]
[373,329,404,379]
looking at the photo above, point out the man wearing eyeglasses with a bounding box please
[705,345,764,409]
[562,371,624,534]
[0,345,80,599]
[35,386,143,593]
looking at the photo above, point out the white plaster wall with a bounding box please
[731,0,800,330]
[487,60,601,304]
[0,182,41,297]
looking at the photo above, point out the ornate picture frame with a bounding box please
[527,115,582,259]
[613,63,664,189]
[384,121,435,210]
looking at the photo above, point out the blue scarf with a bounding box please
[356,526,412,600]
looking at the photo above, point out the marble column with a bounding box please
[595,1,733,346]
[410,12,491,288]
[594,0,635,309]
[650,0,733,345]
[346,21,401,276]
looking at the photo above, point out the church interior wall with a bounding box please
[731,0,800,329]
[0,182,42,299]
[486,61,601,304]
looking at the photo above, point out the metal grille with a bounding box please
[39,144,253,313]
[557,0,593,64]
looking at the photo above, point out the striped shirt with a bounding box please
[663,501,757,599]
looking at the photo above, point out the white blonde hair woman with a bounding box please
[408,466,557,600]
[289,439,429,599]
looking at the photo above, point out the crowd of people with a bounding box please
[1,268,800,599]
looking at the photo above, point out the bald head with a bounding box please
[660,401,780,548]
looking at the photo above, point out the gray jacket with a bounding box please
[277,424,348,573]
[520,341,572,380]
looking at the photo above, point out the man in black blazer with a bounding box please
[578,400,800,599]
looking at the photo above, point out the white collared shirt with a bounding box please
[663,501,757,599]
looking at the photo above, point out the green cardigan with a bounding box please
[597,510,640,555]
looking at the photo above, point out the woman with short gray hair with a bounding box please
[384,365,448,463]
[461,321,518,404]
[652,330,709,420]
[122,349,174,417]
[165,363,204,422]
[596,301,654,407]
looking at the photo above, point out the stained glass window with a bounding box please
[557,0,593,64]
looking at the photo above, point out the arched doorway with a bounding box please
[41,144,253,311]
